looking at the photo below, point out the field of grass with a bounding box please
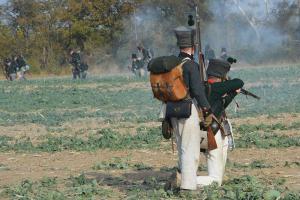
[0,64,299,199]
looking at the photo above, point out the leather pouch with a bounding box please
[162,119,173,139]
[166,100,192,119]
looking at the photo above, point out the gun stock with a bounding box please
[207,127,218,151]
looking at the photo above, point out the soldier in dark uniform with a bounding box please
[130,53,144,77]
[204,44,216,67]
[137,45,153,63]
[79,62,89,79]
[137,45,153,76]
[15,55,29,80]
[163,26,213,191]
[204,44,216,60]
[70,50,81,79]
[3,58,17,81]
[197,58,244,186]
[220,47,228,60]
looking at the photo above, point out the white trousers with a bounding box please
[171,104,207,190]
[197,130,229,186]
[17,71,25,80]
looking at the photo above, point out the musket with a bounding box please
[241,89,260,100]
[195,4,206,82]
[188,3,217,151]
[227,77,260,100]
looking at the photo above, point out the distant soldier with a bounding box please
[220,47,228,60]
[70,50,81,79]
[3,58,17,81]
[204,44,216,60]
[15,55,29,80]
[129,53,144,77]
[204,44,216,67]
[79,62,89,79]
[137,45,153,70]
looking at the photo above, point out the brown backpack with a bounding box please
[149,59,189,102]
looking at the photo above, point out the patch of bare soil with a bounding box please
[0,148,299,191]
[0,124,47,138]
[62,117,160,137]
[273,130,300,137]
[226,147,300,191]
[0,149,176,187]
[232,113,300,126]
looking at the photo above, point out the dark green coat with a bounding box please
[16,56,26,69]
[70,52,81,69]
[4,60,17,74]
[208,78,244,119]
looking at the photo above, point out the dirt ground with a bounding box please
[0,147,299,191]
[0,113,299,194]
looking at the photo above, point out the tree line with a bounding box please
[0,0,299,74]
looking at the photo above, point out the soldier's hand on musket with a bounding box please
[204,113,213,127]
[236,88,241,93]
[203,109,215,128]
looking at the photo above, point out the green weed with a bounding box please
[236,123,300,134]
[1,65,300,130]
[284,161,300,168]
[0,127,162,152]
[2,174,299,200]
[93,157,153,171]
[93,157,131,170]
[227,160,273,169]
[126,175,299,200]
[2,174,113,200]
[0,163,10,171]
[235,131,300,148]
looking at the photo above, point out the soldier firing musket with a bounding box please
[226,57,261,100]
[186,2,257,188]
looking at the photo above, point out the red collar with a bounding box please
[207,78,216,84]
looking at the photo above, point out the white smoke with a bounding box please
[204,0,297,63]
[117,0,299,66]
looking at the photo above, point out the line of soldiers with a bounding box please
[69,50,89,80]
[204,45,228,62]
[129,44,153,77]
[3,55,30,81]
[2,50,89,81]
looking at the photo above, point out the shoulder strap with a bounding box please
[205,81,211,97]
[180,57,191,68]
[181,57,191,63]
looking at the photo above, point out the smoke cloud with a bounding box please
[204,0,298,64]
[117,0,299,67]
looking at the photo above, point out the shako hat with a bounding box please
[227,57,237,64]
[174,26,195,48]
[207,59,231,78]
